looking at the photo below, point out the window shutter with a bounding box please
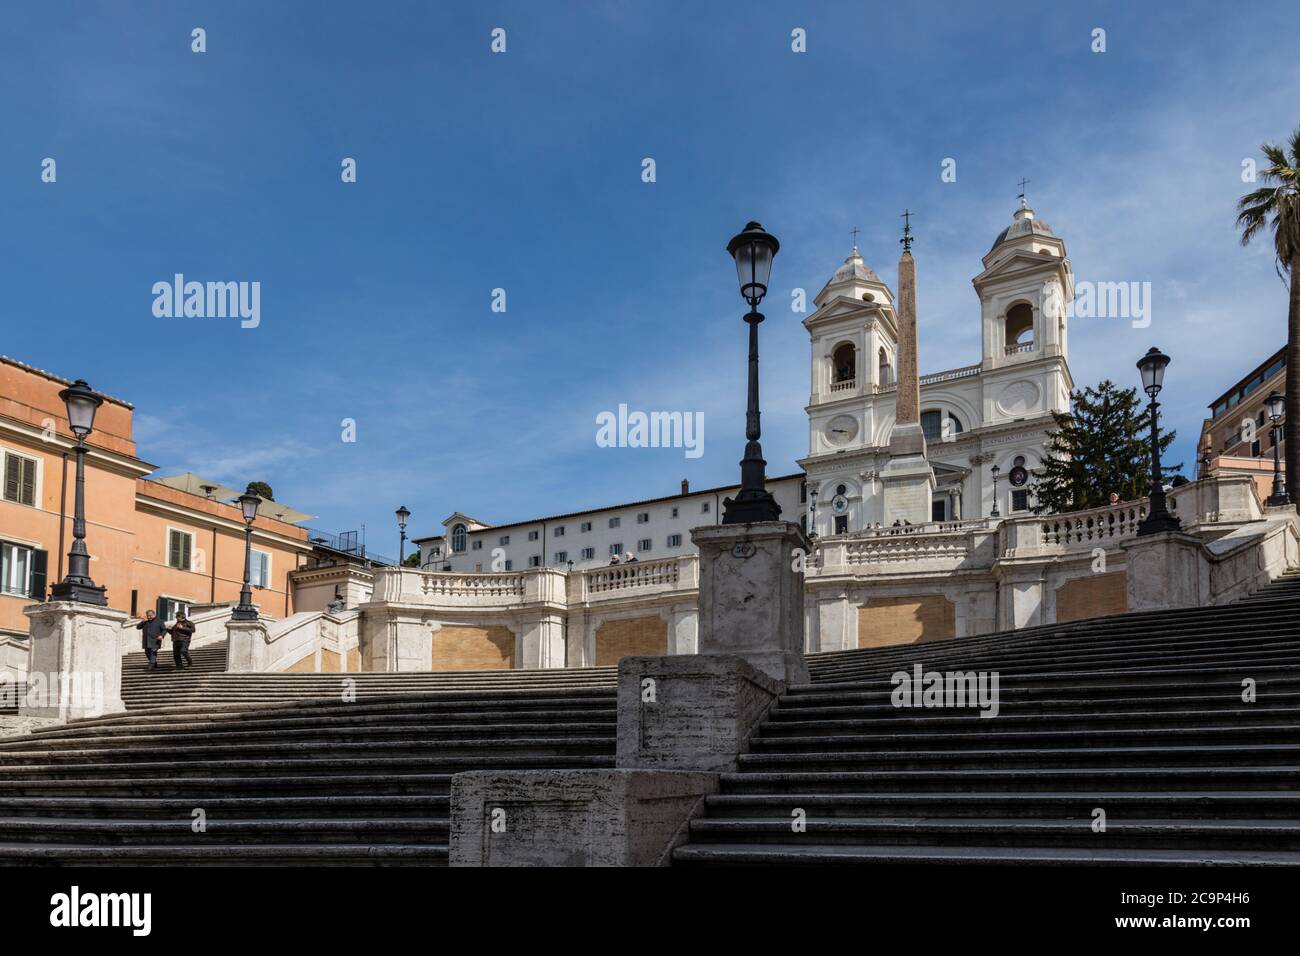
[3,455,18,502]
[29,549,47,600]
[155,595,166,618]
[19,457,35,505]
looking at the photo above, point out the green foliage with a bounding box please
[1030,380,1180,515]
[246,481,274,501]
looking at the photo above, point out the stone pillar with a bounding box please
[225,618,271,672]
[691,521,809,685]
[21,602,128,720]
[1122,531,1209,613]
[518,613,565,669]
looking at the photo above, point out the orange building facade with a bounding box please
[0,355,313,650]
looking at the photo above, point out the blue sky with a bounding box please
[2,1,1297,554]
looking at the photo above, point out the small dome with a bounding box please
[829,247,880,285]
[989,200,1058,253]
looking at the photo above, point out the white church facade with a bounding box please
[418,198,1074,571]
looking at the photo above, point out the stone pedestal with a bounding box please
[691,521,809,684]
[881,422,936,527]
[1122,530,1209,613]
[225,618,272,672]
[450,769,718,867]
[21,602,128,720]
[616,654,780,772]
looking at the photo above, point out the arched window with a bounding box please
[451,524,467,553]
[1005,303,1034,352]
[832,343,856,384]
[878,347,893,385]
[921,409,963,442]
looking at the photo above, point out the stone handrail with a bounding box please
[584,557,683,594]
[919,363,982,385]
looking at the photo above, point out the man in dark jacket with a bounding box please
[168,611,196,668]
[136,610,166,670]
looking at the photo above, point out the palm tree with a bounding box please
[1238,126,1300,511]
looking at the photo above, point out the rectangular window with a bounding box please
[167,529,193,571]
[667,534,682,548]
[701,502,710,513]
[498,535,510,546]
[800,481,807,503]
[2,452,37,506]
[0,541,44,597]
[528,530,539,541]
[636,512,649,524]
[554,551,568,563]
[249,549,271,588]
[608,517,621,529]
[834,515,848,534]
[581,547,594,560]
[638,538,651,552]
[158,597,190,622]
[671,507,679,518]
[504,560,513,571]
[609,543,623,556]
[472,539,483,550]
[1011,489,1030,512]
[528,555,541,568]
[554,526,565,537]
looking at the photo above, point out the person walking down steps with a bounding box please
[168,610,196,668]
[136,609,167,671]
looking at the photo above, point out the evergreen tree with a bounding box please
[246,481,274,501]
[1030,380,1180,514]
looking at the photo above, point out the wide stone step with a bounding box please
[768,689,1300,720]
[702,791,1300,820]
[0,720,616,753]
[0,816,449,846]
[0,735,616,766]
[736,743,1300,771]
[0,751,615,781]
[671,842,1300,866]
[0,843,449,866]
[685,816,1300,850]
[0,794,449,820]
[0,772,460,798]
[749,724,1300,752]
[717,766,1300,794]
[760,706,1300,735]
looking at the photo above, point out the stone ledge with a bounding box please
[449,769,718,867]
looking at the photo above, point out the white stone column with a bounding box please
[518,613,565,669]
[691,521,809,685]
[22,602,129,720]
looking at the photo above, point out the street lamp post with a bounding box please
[49,379,107,605]
[989,465,1001,518]
[1265,389,1289,506]
[808,486,818,539]
[721,221,783,525]
[1136,347,1182,536]
[231,485,262,621]
[396,505,411,564]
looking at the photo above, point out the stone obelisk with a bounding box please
[881,211,936,526]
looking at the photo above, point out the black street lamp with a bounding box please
[1136,346,1182,535]
[1265,389,1289,506]
[396,505,411,564]
[49,379,107,605]
[808,486,818,539]
[989,465,1001,518]
[722,221,783,525]
[231,485,262,621]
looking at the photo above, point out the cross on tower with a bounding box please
[1017,177,1030,200]
[899,209,914,251]
[850,225,860,249]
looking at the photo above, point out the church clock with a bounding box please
[823,415,859,447]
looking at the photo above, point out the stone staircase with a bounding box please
[0,652,618,864]
[119,642,616,709]
[674,572,1300,866]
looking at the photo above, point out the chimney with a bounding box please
[681,478,689,495]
